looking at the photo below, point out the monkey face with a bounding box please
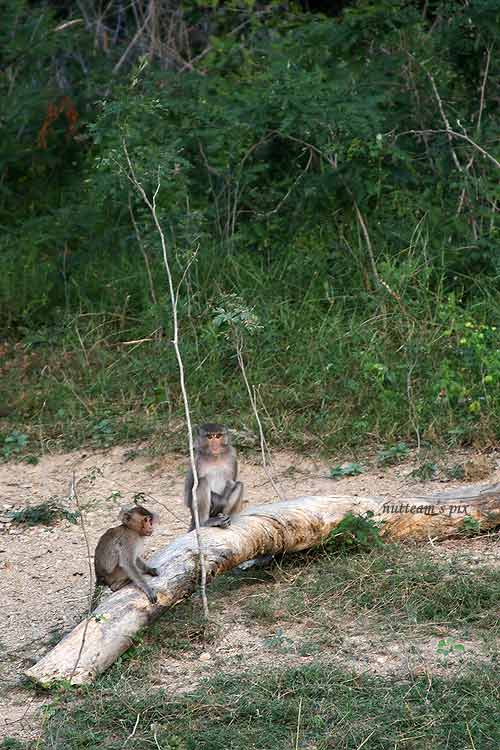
[199,423,228,455]
[140,514,155,536]
[206,432,226,455]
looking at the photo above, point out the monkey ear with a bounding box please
[118,507,133,523]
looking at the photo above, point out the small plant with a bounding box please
[2,431,29,460]
[1,738,28,750]
[123,449,139,461]
[459,515,481,537]
[408,461,438,481]
[263,628,294,652]
[377,442,410,465]
[106,490,123,503]
[9,498,80,526]
[212,293,263,337]
[324,511,383,554]
[21,454,39,465]
[329,462,364,479]
[436,637,465,658]
[245,595,277,622]
[444,463,465,480]
[91,418,115,447]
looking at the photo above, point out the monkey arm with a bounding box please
[223,482,243,516]
[136,556,159,576]
[118,550,157,603]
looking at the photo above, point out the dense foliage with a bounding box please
[1,0,499,451]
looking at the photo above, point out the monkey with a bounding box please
[94,505,159,604]
[184,423,244,531]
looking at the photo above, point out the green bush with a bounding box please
[1,0,499,451]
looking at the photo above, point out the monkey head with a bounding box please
[119,506,157,536]
[197,423,229,456]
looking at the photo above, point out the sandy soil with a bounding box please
[0,444,499,741]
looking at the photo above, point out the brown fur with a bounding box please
[94,506,159,604]
[184,423,244,531]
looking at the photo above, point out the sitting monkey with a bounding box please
[94,505,159,604]
[184,423,244,531]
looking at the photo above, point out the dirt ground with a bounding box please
[0,444,499,742]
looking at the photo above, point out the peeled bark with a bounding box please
[25,485,500,686]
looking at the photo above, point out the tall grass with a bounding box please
[1,237,499,454]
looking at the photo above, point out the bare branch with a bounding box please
[68,472,93,682]
[403,129,500,170]
[406,362,421,452]
[354,202,406,311]
[259,149,313,217]
[128,192,158,307]
[122,142,209,618]
[235,334,285,502]
[423,66,463,172]
[477,46,493,135]
[175,246,199,309]
[113,3,153,74]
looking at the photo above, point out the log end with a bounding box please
[24,662,96,688]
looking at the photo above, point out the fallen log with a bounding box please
[25,484,500,686]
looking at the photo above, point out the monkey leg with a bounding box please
[104,565,130,591]
[223,481,244,516]
[206,492,231,528]
[200,483,243,530]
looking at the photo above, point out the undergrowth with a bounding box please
[1,0,499,456]
[8,499,79,527]
[7,542,499,750]
[8,665,498,750]
[1,287,499,455]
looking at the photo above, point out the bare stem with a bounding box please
[403,129,500,170]
[235,333,285,501]
[477,46,492,135]
[123,144,209,618]
[128,192,158,307]
[354,202,405,311]
[68,471,94,681]
[406,363,421,452]
[423,66,463,173]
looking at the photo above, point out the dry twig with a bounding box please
[404,129,500,170]
[68,472,94,681]
[122,143,209,618]
[235,334,285,502]
[354,202,406,311]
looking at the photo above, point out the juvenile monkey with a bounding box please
[94,505,159,604]
[185,423,244,531]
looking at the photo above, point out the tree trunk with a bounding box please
[25,485,500,686]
